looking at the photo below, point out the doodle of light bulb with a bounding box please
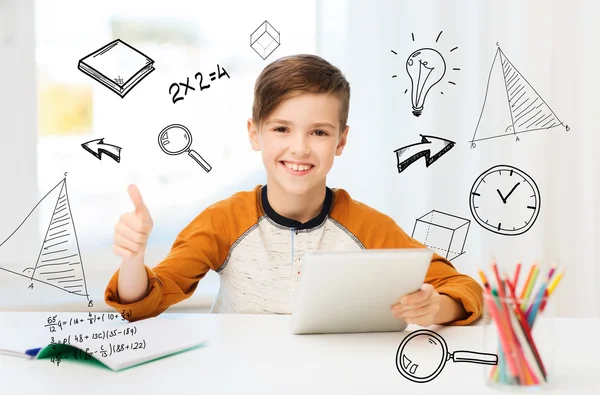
[406,48,446,117]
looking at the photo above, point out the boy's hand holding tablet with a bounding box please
[392,284,442,327]
[392,284,470,327]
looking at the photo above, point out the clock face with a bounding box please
[469,165,541,236]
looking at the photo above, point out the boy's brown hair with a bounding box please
[252,54,351,133]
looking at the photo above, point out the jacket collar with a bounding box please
[260,184,333,230]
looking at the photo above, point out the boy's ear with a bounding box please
[335,125,350,156]
[247,118,261,151]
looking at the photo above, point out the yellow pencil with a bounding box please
[478,269,489,286]
[547,270,564,295]
[540,268,565,312]
[521,265,539,310]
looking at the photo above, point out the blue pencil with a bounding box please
[527,281,548,328]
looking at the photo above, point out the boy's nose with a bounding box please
[290,137,310,155]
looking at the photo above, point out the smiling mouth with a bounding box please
[280,161,314,172]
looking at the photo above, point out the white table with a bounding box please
[0,312,596,394]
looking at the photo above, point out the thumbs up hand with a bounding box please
[113,184,154,259]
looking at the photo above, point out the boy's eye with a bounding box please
[274,127,288,133]
[314,130,328,136]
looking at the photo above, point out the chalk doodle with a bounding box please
[394,134,455,173]
[169,64,230,104]
[0,174,92,306]
[469,43,569,147]
[396,329,497,383]
[469,165,541,236]
[81,138,122,163]
[411,210,470,261]
[158,124,212,172]
[77,39,155,98]
[250,20,280,60]
[391,31,460,117]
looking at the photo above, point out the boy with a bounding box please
[105,54,483,326]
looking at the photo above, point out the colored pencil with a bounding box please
[526,266,554,319]
[519,264,537,301]
[547,270,564,295]
[527,280,548,328]
[490,262,528,384]
[503,293,541,385]
[505,277,548,381]
[512,261,522,292]
[483,261,564,386]
[546,265,557,283]
[480,269,520,384]
[497,288,532,384]
[540,269,564,312]
[521,265,539,310]
[504,270,544,384]
[478,270,489,288]
[483,284,521,384]
[486,276,508,384]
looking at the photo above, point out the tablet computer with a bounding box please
[289,248,433,335]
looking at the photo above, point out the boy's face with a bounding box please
[247,93,349,196]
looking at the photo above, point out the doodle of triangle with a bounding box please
[470,47,564,143]
[499,48,563,133]
[0,178,89,297]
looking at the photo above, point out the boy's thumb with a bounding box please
[127,184,147,215]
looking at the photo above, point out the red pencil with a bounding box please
[482,282,521,384]
[539,289,550,312]
[505,277,548,381]
[490,262,527,384]
[512,261,522,292]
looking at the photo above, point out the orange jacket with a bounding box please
[105,185,483,325]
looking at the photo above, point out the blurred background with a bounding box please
[1,0,598,318]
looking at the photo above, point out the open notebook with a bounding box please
[0,315,207,371]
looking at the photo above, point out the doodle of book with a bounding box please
[78,39,155,98]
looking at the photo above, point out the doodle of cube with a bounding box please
[411,210,470,261]
[250,20,280,60]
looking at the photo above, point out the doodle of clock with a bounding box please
[469,165,541,236]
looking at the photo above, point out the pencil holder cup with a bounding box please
[482,294,555,391]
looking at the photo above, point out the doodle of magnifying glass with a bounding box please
[158,124,212,172]
[396,329,498,383]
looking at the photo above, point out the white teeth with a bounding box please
[284,162,311,171]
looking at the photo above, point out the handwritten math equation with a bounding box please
[50,325,138,345]
[169,64,230,104]
[41,310,137,367]
[45,310,132,333]
[50,338,147,367]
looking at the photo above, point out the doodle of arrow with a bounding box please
[393,134,455,173]
[81,138,122,163]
